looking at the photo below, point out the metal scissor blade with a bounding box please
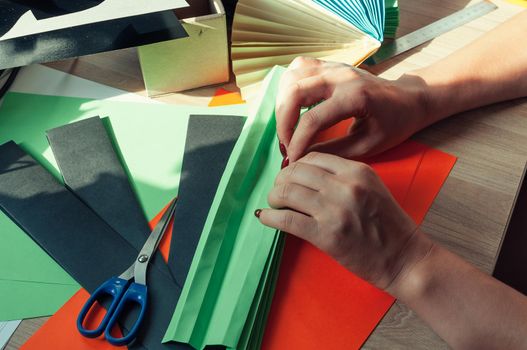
[133,198,178,285]
[149,198,178,253]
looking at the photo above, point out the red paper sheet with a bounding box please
[403,147,457,224]
[21,288,124,350]
[262,121,456,350]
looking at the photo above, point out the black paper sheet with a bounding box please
[46,117,174,282]
[168,114,246,283]
[0,141,189,350]
[0,1,187,70]
[1,1,104,36]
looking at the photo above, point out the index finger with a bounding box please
[287,96,351,162]
[275,58,324,146]
[276,74,331,148]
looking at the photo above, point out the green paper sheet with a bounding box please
[0,211,77,284]
[163,66,286,349]
[0,93,247,320]
[0,281,79,321]
[0,212,78,321]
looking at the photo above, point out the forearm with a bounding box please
[401,11,527,127]
[390,235,527,349]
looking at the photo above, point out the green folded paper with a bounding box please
[235,232,285,350]
[163,66,287,349]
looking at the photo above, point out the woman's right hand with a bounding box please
[276,57,432,162]
[257,151,432,292]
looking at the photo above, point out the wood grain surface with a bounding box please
[6,0,527,349]
[365,1,527,349]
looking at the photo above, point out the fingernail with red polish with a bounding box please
[281,157,289,169]
[254,209,262,218]
[279,142,287,157]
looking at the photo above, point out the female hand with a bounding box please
[276,57,431,162]
[257,152,433,292]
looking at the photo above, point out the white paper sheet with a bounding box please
[10,65,156,103]
[1,0,189,41]
[0,320,21,350]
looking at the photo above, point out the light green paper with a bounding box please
[0,281,79,321]
[163,66,286,349]
[0,209,77,285]
[236,232,285,350]
[0,159,79,321]
[0,93,247,320]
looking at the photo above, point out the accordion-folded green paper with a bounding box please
[234,230,285,350]
[163,66,287,349]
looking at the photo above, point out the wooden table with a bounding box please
[6,0,527,348]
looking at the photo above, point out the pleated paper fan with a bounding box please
[231,0,399,91]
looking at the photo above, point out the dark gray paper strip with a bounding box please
[0,141,189,350]
[168,115,246,283]
[47,117,150,248]
[46,117,173,282]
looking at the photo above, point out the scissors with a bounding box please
[77,198,177,346]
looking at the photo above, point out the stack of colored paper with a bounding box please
[1,66,455,350]
[231,0,400,88]
[0,93,247,324]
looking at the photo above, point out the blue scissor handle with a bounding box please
[105,282,148,346]
[77,277,130,338]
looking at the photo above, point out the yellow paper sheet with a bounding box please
[507,0,527,7]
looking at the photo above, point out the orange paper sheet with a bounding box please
[208,88,245,107]
[262,121,456,350]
